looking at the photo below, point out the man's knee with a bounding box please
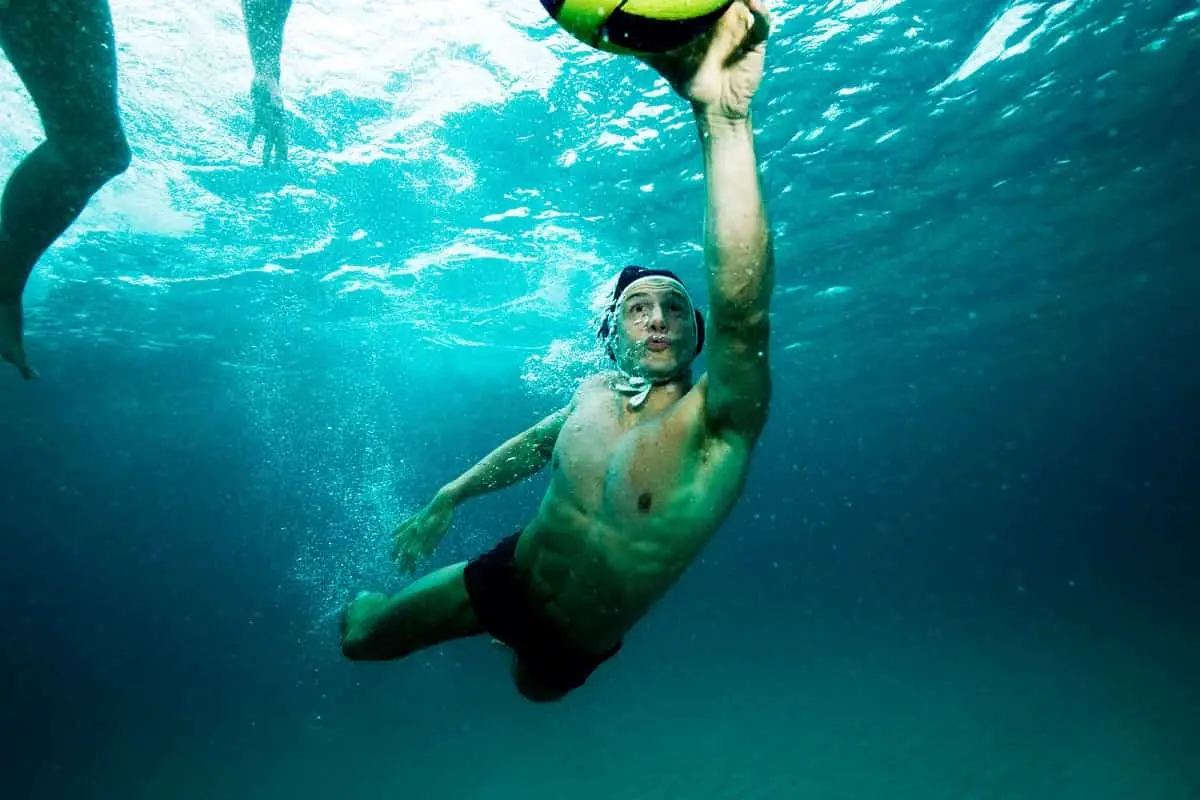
[341,633,417,662]
[98,133,132,180]
[340,624,422,662]
[340,631,374,661]
[84,132,132,183]
[54,128,131,186]
[340,613,428,662]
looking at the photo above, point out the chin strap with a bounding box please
[612,374,655,410]
[612,367,690,411]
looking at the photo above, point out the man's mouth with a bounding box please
[646,335,670,352]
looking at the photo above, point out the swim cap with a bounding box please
[597,265,706,362]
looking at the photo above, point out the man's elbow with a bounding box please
[708,401,770,446]
[712,307,770,343]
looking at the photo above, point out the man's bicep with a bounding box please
[529,406,570,449]
[703,317,771,441]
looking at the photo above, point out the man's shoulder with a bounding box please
[573,372,615,401]
[559,373,617,421]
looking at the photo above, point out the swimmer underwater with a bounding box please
[341,0,775,702]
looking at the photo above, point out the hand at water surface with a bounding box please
[248,73,288,168]
[641,0,770,122]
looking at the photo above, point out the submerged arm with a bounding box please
[438,407,568,506]
[240,0,293,166]
[241,0,293,78]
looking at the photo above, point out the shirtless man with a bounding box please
[0,0,293,379]
[341,0,773,702]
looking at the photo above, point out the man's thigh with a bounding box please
[391,561,484,651]
[0,0,123,142]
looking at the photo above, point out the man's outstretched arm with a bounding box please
[391,406,569,572]
[438,407,569,506]
[682,2,774,443]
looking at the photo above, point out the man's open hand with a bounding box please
[391,491,455,574]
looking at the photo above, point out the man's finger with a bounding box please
[391,528,407,561]
[745,0,769,22]
[268,138,282,169]
[744,0,770,48]
[701,1,752,68]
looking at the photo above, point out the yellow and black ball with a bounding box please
[540,0,733,55]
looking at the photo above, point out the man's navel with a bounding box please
[637,492,653,513]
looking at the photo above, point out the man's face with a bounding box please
[614,279,697,379]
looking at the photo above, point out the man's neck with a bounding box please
[610,370,693,413]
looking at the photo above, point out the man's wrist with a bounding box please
[435,482,461,507]
[253,64,282,83]
[694,108,753,139]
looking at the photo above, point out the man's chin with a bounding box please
[639,358,684,380]
[619,348,691,380]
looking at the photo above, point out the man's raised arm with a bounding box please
[649,0,774,444]
[698,107,773,443]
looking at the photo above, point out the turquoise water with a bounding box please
[2,0,1198,797]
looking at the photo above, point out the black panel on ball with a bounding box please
[600,1,733,53]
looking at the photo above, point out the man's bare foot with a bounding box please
[0,294,37,380]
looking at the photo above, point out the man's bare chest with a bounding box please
[551,390,696,514]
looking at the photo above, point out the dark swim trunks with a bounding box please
[463,532,621,695]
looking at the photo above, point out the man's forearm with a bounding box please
[439,411,564,506]
[698,113,773,323]
[241,0,293,78]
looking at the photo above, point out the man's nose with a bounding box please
[647,307,667,329]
